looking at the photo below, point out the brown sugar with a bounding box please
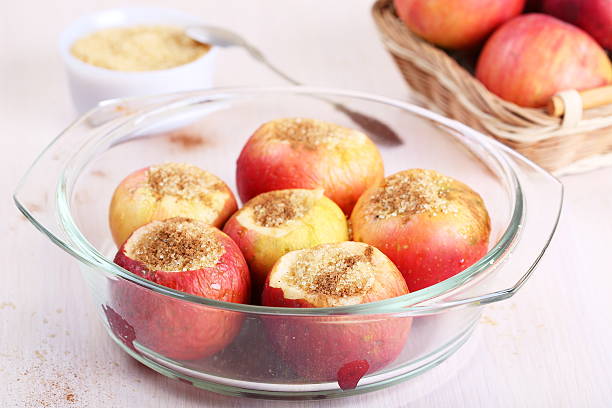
[128,218,223,272]
[270,118,352,149]
[147,163,223,201]
[71,25,210,71]
[288,245,376,297]
[367,169,456,219]
[251,190,313,228]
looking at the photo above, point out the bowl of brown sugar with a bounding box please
[59,7,217,113]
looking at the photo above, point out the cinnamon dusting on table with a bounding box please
[169,132,206,149]
[250,190,313,227]
[287,245,376,297]
[147,163,223,201]
[90,170,107,178]
[367,169,457,219]
[128,217,223,272]
[27,203,43,213]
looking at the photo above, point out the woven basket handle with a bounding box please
[547,85,612,127]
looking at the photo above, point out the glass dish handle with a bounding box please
[13,95,182,266]
[413,146,563,313]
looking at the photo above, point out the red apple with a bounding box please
[109,162,237,246]
[543,0,612,49]
[236,118,384,215]
[350,169,491,292]
[476,13,612,107]
[261,242,411,384]
[112,217,250,360]
[393,0,526,49]
[223,189,349,300]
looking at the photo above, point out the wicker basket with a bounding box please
[372,0,612,174]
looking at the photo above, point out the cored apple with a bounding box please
[112,217,250,360]
[350,169,490,292]
[476,13,612,107]
[261,242,411,385]
[109,162,237,246]
[393,0,525,49]
[236,118,384,215]
[542,0,612,49]
[223,188,349,300]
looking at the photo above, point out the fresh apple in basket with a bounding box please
[261,242,412,386]
[393,0,526,49]
[111,217,250,360]
[476,14,612,108]
[236,118,384,215]
[542,0,612,49]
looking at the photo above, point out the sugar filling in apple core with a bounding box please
[367,169,457,219]
[147,163,224,201]
[128,217,223,272]
[287,245,376,297]
[251,190,314,228]
[270,118,352,149]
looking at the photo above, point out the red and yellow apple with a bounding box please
[261,242,411,384]
[393,0,526,49]
[112,217,250,360]
[476,13,612,107]
[223,188,349,299]
[542,0,612,49]
[109,162,237,246]
[236,118,384,215]
[350,169,490,292]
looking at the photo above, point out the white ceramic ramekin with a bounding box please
[59,7,218,113]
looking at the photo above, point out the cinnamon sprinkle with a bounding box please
[250,190,313,228]
[367,169,457,219]
[286,244,376,297]
[128,217,223,272]
[147,163,223,201]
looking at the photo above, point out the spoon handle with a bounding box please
[240,41,403,146]
[243,44,302,86]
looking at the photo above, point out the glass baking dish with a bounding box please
[14,87,562,400]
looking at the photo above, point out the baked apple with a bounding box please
[350,169,491,292]
[223,188,349,299]
[236,118,384,215]
[261,242,411,385]
[109,162,237,246]
[112,217,250,360]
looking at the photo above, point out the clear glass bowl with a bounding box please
[14,87,562,400]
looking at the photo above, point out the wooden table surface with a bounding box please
[2,0,611,407]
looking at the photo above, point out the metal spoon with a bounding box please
[186,26,402,146]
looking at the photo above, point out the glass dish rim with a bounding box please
[15,86,526,316]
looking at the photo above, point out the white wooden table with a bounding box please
[2,1,611,406]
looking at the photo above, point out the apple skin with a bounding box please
[261,243,412,383]
[223,189,349,300]
[350,170,491,292]
[111,221,250,361]
[475,13,612,107]
[393,0,526,49]
[542,0,612,49]
[235,118,384,215]
[109,164,237,247]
